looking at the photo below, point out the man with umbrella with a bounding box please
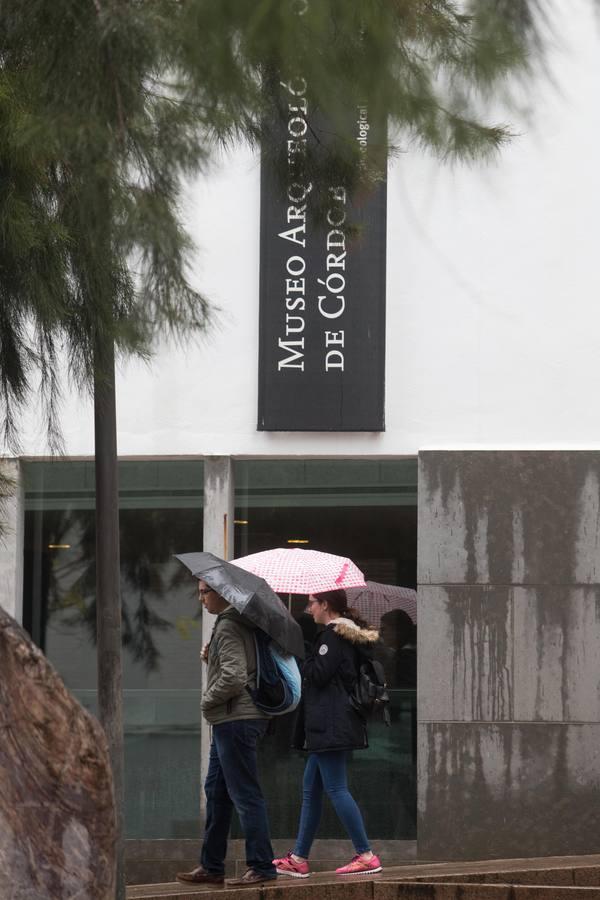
[175,554,284,887]
[174,552,304,887]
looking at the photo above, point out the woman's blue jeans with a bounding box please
[293,751,371,858]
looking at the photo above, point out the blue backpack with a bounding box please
[248,629,302,716]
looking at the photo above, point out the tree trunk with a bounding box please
[94,336,125,900]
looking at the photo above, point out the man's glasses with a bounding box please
[199,587,214,597]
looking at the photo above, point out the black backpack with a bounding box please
[349,653,391,726]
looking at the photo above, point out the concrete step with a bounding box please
[126,854,600,900]
[379,888,600,900]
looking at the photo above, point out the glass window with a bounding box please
[233,459,418,840]
[22,459,204,839]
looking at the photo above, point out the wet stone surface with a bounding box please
[417,722,600,860]
[417,452,600,861]
[418,451,600,586]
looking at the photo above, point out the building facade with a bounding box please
[1,0,600,866]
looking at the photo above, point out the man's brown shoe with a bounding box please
[175,865,224,884]
[226,868,277,887]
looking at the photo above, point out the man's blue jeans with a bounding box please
[200,719,276,878]
[293,751,371,858]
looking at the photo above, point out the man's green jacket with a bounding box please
[201,606,268,725]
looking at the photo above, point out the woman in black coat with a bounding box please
[273,589,383,878]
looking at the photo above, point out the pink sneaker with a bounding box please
[335,853,382,875]
[273,851,310,878]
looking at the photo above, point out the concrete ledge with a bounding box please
[510,891,600,900]
[263,882,374,900]
[393,866,600,887]
[375,886,511,900]
[127,881,600,900]
[126,854,600,900]
[574,869,600,887]
[376,886,600,900]
[129,889,261,900]
[403,872,572,886]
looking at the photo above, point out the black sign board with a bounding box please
[257,95,387,432]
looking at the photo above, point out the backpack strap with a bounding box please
[253,632,261,685]
[245,631,263,698]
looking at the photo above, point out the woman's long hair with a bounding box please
[313,588,372,630]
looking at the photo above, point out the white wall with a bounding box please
[16,0,600,458]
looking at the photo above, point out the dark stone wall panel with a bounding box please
[418,452,600,586]
[513,586,600,722]
[419,586,514,722]
[419,584,600,724]
[417,723,600,860]
[418,451,600,860]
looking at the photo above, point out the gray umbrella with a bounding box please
[174,551,305,659]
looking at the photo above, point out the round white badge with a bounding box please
[318,644,328,656]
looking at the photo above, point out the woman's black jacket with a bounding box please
[293,617,379,753]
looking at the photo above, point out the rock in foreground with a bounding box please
[0,607,115,899]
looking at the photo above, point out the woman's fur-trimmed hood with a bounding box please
[330,617,379,644]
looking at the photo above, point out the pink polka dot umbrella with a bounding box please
[232,547,366,595]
